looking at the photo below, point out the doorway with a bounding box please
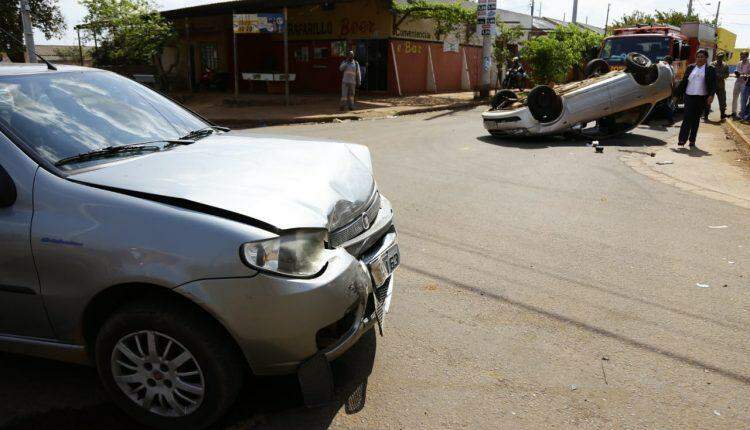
[355,39,388,91]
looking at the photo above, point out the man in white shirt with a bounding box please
[339,51,361,111]
[675,50,716,148]
[732,52,750,117]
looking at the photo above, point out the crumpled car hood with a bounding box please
[68,134,375,232]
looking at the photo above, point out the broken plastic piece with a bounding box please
[696,283,710,288]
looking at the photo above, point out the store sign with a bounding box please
[233,13,285,34]
[286,1,389,40]
[477,0,497,36]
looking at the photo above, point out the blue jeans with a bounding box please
[741,85,750,119]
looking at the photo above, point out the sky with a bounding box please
[35,0,750,47]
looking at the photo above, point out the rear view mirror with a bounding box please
[0,165,17,207]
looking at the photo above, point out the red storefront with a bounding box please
[162,0,484,95]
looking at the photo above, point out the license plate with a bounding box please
[368,244,400,287]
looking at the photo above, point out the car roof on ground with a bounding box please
[0,63,95,76]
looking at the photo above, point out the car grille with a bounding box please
[328,192,380,248]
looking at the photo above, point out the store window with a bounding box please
[200,43,219,70]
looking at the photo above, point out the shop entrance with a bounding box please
[355,39,388,92]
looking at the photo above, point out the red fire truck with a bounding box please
[599,23,717,83]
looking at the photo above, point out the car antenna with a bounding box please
[0,26,57,71]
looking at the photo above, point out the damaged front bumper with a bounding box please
[175,197,397,377]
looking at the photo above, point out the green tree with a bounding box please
[391,0,476,42]
[493,23,523,69]
[611,9,713,31]
[521,34,574,85]
[80,0,177,88]
[549,24,603,79]
[0,0,66,62]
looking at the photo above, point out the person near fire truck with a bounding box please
[732,52,750,118]
[675,49,716,148]
[707,52,729,120]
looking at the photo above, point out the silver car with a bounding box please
[483,53,673,139]
[0,64,399,428]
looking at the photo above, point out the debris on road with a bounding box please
[708,225,729,229]
[656,160,674,165]
[696,283,711,289]
[595,146,604,153]
[714,410,721,417]
[570,384,578,391]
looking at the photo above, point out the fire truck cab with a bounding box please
[599,23,717,83]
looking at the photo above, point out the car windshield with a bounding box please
[0,70,209,171]
[601,36,672,63]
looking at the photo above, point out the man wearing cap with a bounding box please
[339,50,361,111]
[708,52,729,120]
[732,52,750,117]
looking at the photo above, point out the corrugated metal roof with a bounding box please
[161,0,352,17]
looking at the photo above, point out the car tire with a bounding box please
[527,85,563,123]
[584,59,610,78]
[95,299,245,430]
[625,52,652,73]
[490,90,518,110]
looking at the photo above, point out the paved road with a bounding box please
[2,107,749,429]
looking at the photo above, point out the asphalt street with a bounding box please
[1,104,749,429]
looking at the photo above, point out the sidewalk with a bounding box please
[622,120,750,210]
[175,91,483,128]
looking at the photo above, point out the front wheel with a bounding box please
[95,300,245,430]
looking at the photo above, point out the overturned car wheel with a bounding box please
[584,59,610,78]
[527,85,563,123]
[491,90,518,110]
[626,52,659,85]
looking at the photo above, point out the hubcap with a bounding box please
[111,330,205,417]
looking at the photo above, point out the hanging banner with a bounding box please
[233,13,285,34]
[443,34,459,52]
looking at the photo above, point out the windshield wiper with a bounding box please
[54,144,161,167]
[179,125,229,141]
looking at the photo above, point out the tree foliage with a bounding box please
[521,25,602,84]
[0,0,66,61]
[392,0,476,42]
[611,9,713,31]
[80,0,178,88]
[493,23,523,68]
[549,24,603,69]
[521,34,574,85]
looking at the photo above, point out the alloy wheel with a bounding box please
[111,330,206,417]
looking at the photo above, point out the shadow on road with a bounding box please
[0,330,377,430]
[670,147,712,158]
[477,130,668,149]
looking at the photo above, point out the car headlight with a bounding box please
[240,230,330,278]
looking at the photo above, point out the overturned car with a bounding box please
[483,53,673,139]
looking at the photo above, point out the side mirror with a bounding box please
[0,165,17,207]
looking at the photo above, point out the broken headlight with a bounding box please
[241,230,330,278]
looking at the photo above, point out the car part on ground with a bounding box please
[482,53,673,140]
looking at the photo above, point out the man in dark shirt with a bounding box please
[707,52,730,120]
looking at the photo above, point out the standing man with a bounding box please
[732,52,750,117]
[675,50,716,149]
[708,52,729,120]
[339,50,361,111]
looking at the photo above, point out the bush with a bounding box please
[521,35,574,85]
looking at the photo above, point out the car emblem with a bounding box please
[362,212,371,230]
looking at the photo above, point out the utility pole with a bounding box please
[572,0,578,24]
[478,0,496,98]
[714,1,721,26]
[604,3,611,34]
[530,0,534,20]
[539,2,542,17]
[19,0,36,63]
[687,0,693,17]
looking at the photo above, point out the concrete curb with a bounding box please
[724,119,750,156]
[206,100,486,129]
